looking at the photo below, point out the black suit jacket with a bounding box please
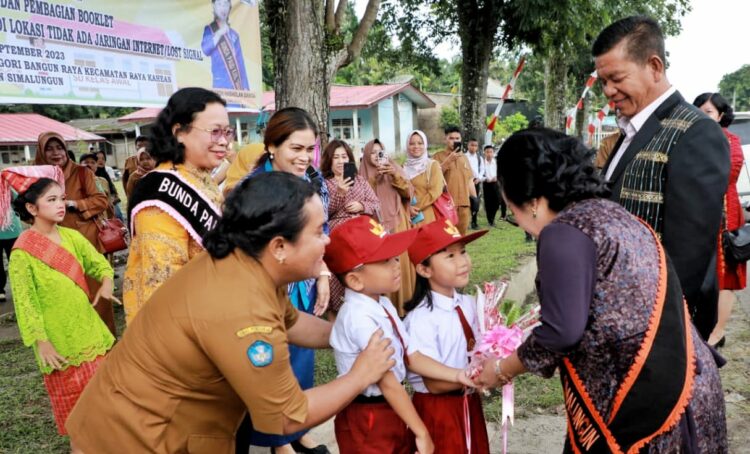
[604,91,730,338]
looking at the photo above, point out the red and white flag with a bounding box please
[566,71,598,134]
[485,56,526,145]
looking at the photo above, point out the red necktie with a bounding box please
[455,305,476,352]
[382,306,410,366]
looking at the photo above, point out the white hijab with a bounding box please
[403,129,430,180]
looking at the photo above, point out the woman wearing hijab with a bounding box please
[360,139,416,314]
[124,148,156,200]
[404,130,443,226]
[35,132,115,336]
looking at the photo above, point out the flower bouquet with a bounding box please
[467,279,541,454]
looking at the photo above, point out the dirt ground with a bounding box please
[256,288,750,454]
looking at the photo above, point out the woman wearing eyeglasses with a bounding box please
[124,87,230,325]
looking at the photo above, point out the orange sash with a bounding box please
[13,229,90,298]
[561,220,695,453]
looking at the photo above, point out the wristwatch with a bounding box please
[319,270,332,278]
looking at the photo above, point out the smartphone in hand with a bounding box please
[343,162,358,181]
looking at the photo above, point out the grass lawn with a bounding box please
[0,201,552,452]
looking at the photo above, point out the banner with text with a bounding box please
[0,0,262,108]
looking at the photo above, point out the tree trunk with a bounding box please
[456,3,501,146]
[267,0,332,141]
[265,0,380,149]
[575,95,586,141]
[459,35,493,145]
[544,49,568,131]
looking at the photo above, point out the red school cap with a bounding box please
[324,215,418,275]
[408,219,488,265]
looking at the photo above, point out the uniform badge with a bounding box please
[247,340,273,367]
[236,325,273,338]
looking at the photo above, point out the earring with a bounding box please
[277,256,285,264]
[532,209,537,219]
[269,153,275,161]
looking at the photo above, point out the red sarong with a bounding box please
[334,400,411,454]
[412,391,490,454]
[43,355,105,435]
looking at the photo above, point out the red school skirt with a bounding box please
[42,355,105,435]
[335,395,411,454]
[412,391,490,454]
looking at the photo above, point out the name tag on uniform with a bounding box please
[236,325,273,338]
[247,340,273,367]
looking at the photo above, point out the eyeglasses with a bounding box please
[191,126,236,143]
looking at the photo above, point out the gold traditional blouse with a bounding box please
[123,162,222,325]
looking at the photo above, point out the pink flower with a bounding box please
[476,326,523,358]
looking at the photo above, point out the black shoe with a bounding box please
[291,440,330,454]
[710,336,726,349]
[470,223,479,230]
[489,222,495,227]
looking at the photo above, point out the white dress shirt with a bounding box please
[467,151,484,181]
[404,291,480,393]
[330,288,415,396]
[482,157,497,183]
[605,86,677,181]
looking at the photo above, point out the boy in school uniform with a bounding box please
[326,216,476,454]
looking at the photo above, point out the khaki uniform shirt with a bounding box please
[432,149,474,207]
[66,250,307,453]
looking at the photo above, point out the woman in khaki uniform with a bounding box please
[66,172,395,454]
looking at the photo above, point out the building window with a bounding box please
[1,153,10,164]
[332,118,361,141]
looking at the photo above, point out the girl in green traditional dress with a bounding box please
[1,166,118,451]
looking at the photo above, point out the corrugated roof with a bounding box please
[262,83,435,111]
[0,113,105,146]
[120,83,436,123]
[117,106,259,123]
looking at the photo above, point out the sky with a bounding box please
[353,0,749,105]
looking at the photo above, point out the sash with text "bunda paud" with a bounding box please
[561,220,695,454]
[13,229,91,298]
[128,170,221,248]
[210,21,244,90]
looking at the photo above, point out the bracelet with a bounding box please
[494,359,503,377]
[319,270,332,278]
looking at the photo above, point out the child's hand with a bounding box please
[414,431,434,454]
[350,329,395,386]
[456,368,479,389]
[93,277,121,307]
[37,340,66,370]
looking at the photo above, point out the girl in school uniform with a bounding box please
[404,219,490,454]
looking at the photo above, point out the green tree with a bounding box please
[0,104,135,122]
[502,0,690,130]
[719,64,750,112]
[439,104,461,129]
[490,112,528,142]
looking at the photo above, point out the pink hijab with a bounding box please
[359,140,412,233]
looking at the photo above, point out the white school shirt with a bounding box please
[604,86,676,181]
[483,157,497,183]
[467,151,484,181]
[404,291,480,393]
[330,288,416,397]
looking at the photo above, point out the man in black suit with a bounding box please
[593,16,730,340]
